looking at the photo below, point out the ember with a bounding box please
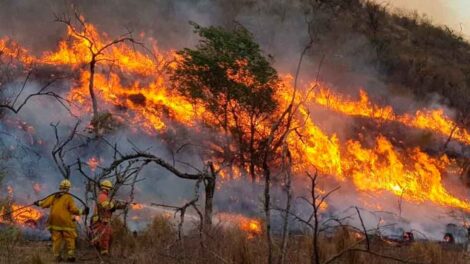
[131,203,145,210]
[87,156,101,171]
[216,213,262,239]
[443,233,455,244]
[402,231,414,242]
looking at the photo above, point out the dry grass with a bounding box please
[1,216,469,264]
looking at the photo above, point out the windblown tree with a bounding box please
[172,23,281,182]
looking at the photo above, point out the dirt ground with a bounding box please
[3,240,130,264]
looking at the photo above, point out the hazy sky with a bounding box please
[381,0,470,37]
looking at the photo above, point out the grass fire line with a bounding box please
[1,20,469,212]
[129,202,263,238]
[2,3,470,263]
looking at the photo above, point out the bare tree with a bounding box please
[77,147,218,228]
[51,121,81,179]
[305,170,340,264]
[0,57,71,116]
[275,170,423,264]
[278,141,293,264]
[54,11,143,131]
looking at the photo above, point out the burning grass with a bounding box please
[0,186,43,228]
[2,15,470,214]
[2,8,470,263]
[1,215,470,264]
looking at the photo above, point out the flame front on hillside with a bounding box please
[309,86,470,145]
[1,17,470,232]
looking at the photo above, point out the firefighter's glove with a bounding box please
[83,207,90,215]
[33,200,40,206]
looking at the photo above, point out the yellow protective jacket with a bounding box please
[39,193,82,232]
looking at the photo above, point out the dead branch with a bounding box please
[76,141,218,231]
[54,10,146,124]
[51,121,81,179]
[0,76,71,115]
[278,141,293,264]
[123,161,148,227]
[100,152,208,180]
[441,123,458,153]
[355,207,370,251]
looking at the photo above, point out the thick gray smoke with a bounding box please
[0,0,468,241]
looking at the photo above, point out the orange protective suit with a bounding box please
[38,193,82,258]
[90,190,115,255]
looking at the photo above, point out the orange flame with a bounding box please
[131,203,144,210]
[217,213,263,239]
[0,37,35,65]
[8,205,42,225]
[2,186,43,227]
[1,19,470,213]
[290,100,470,210]
[309,85,470,145]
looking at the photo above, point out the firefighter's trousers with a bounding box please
[91,221,112,254]
[50,230,77,257]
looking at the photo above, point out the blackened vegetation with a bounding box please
[128,93,146,106]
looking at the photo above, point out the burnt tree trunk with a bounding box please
[204,163,217,226]
[89,56,98,120]
[249,118,256,182]
[279,144,292,264]
[263,157,273,264]
[311,174,320,264]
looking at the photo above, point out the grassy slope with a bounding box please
[319,0,470,113]
[3,1,470,263]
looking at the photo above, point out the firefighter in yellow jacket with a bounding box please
[34,179,89,262]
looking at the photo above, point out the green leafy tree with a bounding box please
[172,22,280,181]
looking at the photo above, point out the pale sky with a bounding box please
[380,0,470,37]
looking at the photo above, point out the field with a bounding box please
[0,216,468,264]
[1,0,470,263]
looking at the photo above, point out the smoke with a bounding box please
[0,0,469,241]
[377,0,470,38]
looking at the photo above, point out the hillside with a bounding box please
[215,0,470,114]
[1,1,470,264]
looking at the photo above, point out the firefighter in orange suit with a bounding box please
[34,179,89,262]
[90,180,127,255]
